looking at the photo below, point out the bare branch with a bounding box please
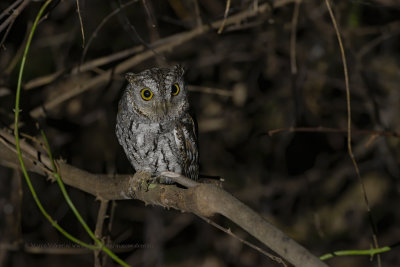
[75,0,85,48]
[0,0,30,34]
[0,128,327,267]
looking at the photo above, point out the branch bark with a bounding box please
[0,128,327,267]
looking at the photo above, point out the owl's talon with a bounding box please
[131,170,153,191]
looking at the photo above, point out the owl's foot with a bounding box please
[131,170,154,192]
[157,175,174,184]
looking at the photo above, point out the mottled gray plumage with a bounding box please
[116,65,199,183]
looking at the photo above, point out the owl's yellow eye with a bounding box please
[171,83,180,96]
[140,89,153,101]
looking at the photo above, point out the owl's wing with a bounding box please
[173,114,199,180]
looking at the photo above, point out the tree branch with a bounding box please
[0,128,327,267]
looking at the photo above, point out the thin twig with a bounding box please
[0,0,23,21]
[198,215,288,267]
[290,0,301,74]
[324,1,381,266]
[0,131,52,175]
[188,85,232,97]
[24,44,146,90]
[4,23,30,76]
[94,199,109,267]
[116,0,165,62]
[23,69,64,90]
[142,0,156,28]
[75,0,85,48]
[267,126,400,138]
[0,0,30,34]
[356,26,400,60]
[217,0,231,34]
[142,0,163,66]
[94,199,109,238]
[192,0,202,27]
[0,14,16,49]
[80,0,138,67]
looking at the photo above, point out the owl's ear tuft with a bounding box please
[125,73,136,83]
[173,65,185,77]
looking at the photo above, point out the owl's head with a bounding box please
[121,65,189,122]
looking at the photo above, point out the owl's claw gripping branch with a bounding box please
[127,170,153,198]
[160,171,199,188]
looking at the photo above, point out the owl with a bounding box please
[116,65,199,183]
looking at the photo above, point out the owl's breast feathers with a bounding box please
[116,112,199,181]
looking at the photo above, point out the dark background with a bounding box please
[1,0,400,266]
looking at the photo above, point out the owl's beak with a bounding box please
[154,102,169,116]
[161,102,169,115]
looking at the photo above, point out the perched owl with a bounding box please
[116,65,199,183]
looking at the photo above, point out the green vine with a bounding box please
[320,245,392,261]
[13,0,129,266]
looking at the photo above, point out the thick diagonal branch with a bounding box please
[0,128,327,267]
